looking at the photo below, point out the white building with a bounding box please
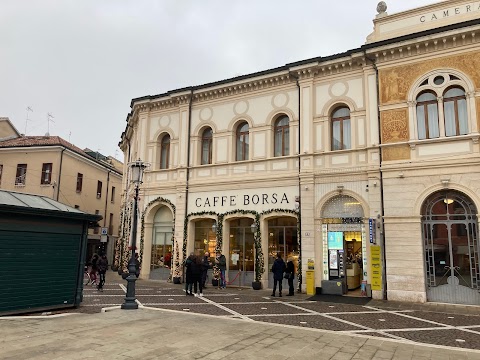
[118,0,480,305]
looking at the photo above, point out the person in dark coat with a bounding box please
[185,253,195,296]
[271,252,286,297]
[96,254,108,291]
[134,253,141,278]
[215,251,227,289]
[201,251,211,289]
[285,257,295,296]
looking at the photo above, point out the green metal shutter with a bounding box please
[0,214,85,314]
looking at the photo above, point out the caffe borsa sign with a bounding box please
[190,187,298,212]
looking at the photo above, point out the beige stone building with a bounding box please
[0,118,123,264]
[118,0,480,305]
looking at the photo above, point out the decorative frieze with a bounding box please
[381,109,409,143]
[379,50,480,104]
[382,145,411,161]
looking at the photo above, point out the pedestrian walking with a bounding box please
[271,252,286,297]
[89,254,98,285]
[97,253,108,291]
[285,257,295,296]
[134,253,141,278]
[202,251,211,289]
[215,251,227,289]
[185,253,195,296]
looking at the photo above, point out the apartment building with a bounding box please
[0,118,123,264]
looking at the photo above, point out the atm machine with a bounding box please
[328,248,346,279]
[322,231,347,295]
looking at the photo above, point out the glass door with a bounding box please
[229,223,255,286]
[150,229,173,280]
[267,218,298,289]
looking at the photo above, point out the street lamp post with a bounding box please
[122,159,149,310]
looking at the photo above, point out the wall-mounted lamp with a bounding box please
[212,222,217,232]
[250,222,258,233]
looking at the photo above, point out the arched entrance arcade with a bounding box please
[422,190,480,305]
[320,194,368,295]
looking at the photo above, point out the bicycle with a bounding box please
[84,266,97,286]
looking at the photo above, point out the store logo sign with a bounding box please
[194,192,290,209]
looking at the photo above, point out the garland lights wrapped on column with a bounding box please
[178,208,300,288]
[113,204,125,271]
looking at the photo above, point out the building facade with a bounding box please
[0,118,123,264]
[118,0,480,305]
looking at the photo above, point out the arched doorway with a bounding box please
[321,195,365,294]
[422,190,480,305]
[150,206,173,280]
[267,217,298,288]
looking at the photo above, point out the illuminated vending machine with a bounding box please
[327,232,346,281]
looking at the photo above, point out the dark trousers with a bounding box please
[193,277,203,294]
[202,271,208,287]
[97,271,106,289]
[272,278,282,295]
[288,277,294,295]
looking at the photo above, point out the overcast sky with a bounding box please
[0,0,436,160]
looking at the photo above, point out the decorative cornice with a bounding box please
[365,26,479,65]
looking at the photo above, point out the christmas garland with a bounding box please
[181,208,300,284]
[182,211,218,278]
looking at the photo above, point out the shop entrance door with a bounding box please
[229,225,254,287]
[150,230,173,280]
[267,218,298,290]
[423,191,480,305]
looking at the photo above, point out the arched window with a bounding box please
[274,115,289,157]
[416,92,439,140]
[236,122,249,161]
[331,107,351,151]
[444,87,468,137]
[160,134,170,169]
[201,128,212,165]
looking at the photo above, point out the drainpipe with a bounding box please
[289,71,302,292]
[104,168,112,255]
[182,88,194,283]
[364,50,387,300]
[104,169,111,228]
[56,147,66,201]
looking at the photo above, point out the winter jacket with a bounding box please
[217,254,226,271]
[285,260,295,279]
[271,258,286,281]
[97,257,108,273]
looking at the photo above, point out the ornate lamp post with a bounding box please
[122,159,149,310]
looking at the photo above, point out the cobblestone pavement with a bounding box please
[60,273,480,352]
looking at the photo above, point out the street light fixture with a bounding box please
[122,159,149,310]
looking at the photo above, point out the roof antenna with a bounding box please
[46,112,54,136]
[25,106,33,135]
